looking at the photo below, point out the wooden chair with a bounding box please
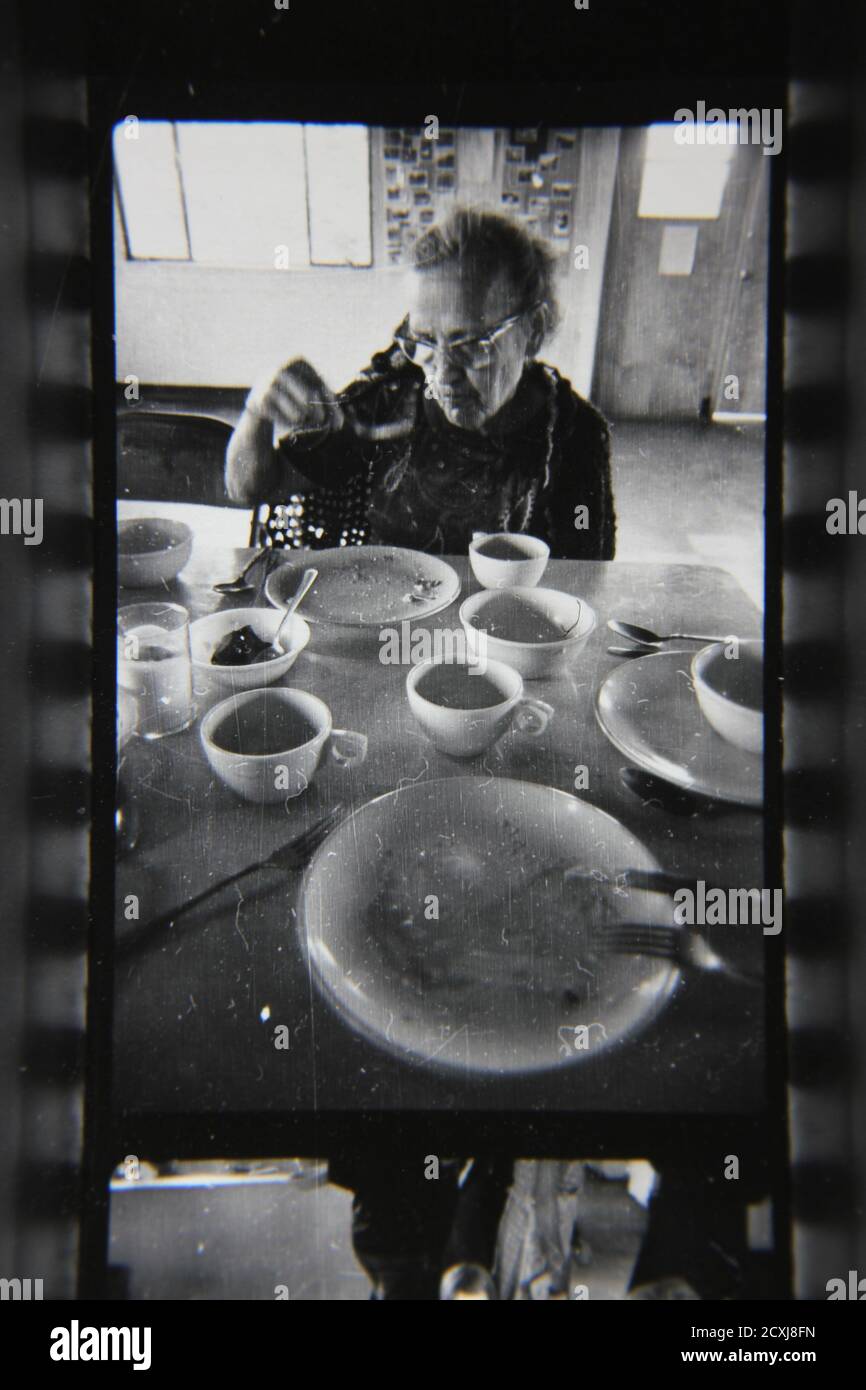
[116,410,238,509]
[117,408,370,550]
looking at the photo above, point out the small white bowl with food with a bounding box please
[190,606,310,696]
[117,517,193,588]
[691,639,763,754]
[459,586,596,680]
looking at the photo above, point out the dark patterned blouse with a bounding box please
[256,335,616,561]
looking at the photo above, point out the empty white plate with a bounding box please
[265,546,460,629]
[596,650,763,808]
[298,776,679,1075]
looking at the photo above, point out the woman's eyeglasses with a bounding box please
[395,304,541,372]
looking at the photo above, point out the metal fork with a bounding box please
[117,805,343,958]
[594,922,763,987]
[517,862,732,900]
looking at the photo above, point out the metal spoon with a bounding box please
[213,549,270,596]
[608,620,731,647]
[619,766,749,818]
[252,548,276,604]
[275,567,318,651]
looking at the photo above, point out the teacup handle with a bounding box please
[328,728,368,768]
[512,698,554,738]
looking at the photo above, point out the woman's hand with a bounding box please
[225,351,421,504]
[245,358,346,440]
[225,359,346,503]
[247,357,417,444]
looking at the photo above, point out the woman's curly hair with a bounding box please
[412,207,561,343]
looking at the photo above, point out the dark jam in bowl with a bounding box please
[211,625,281,667]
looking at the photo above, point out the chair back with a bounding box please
[117,411,237,508]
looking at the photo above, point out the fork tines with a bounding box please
[270,804,344,870]
[593,924,678,957]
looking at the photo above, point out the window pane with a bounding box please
[638,123,734,220]
[113,121,190,260]
[304,124,372,266]
[175,122,310,268]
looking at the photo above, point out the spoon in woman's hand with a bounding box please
[275,567,318,651]
[608,619,732,648]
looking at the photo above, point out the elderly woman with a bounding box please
[226,208,615,559]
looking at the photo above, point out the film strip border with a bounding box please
[4,14,862,1305]
[0,69,93,1299]
[784,5,864,1301]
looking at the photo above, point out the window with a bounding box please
[114,121,372,268]
[638,122,734,220]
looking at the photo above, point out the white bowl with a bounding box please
[468,532,549,589]
[190,607,310,696]
[691,640,763,754]
[459,587,596,679]
[117,518,193,588]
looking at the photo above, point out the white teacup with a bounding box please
[200,687,367,803]
[469,531,549,590]
[407,657,553,758]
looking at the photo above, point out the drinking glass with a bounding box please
[116,687,140,855]
[118,601,196,740]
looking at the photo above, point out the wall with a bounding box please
[114,248,414,393]
[113,127,620,400]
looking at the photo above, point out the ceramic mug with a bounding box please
[406,656,553,758]
[468,531,549,590]
[201,687,367,803]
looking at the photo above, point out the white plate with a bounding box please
[298,777,679,1075]
[265,546,460,628]
[596,650,763,808]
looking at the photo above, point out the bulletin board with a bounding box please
[376,125,583,266]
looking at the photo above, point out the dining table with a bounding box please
[114,510,765,1118]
